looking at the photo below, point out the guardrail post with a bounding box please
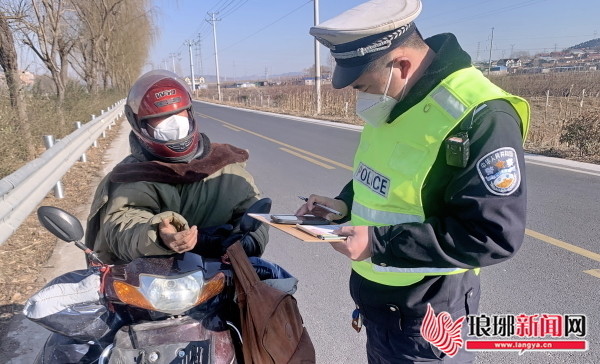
[74,122,87,162]
[43,135,64,199]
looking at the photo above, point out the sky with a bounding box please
[149,0,598,80]
[21,0,598,80]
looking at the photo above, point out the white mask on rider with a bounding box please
[355,64,408,128]
[146,114,190,141]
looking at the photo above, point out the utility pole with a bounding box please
[196,34,204,77]
[207,12,222,101]
[313,0,321,115]
[233,60,236,82]
[329,54,335,79]
[163,58,168,70]
[185,40,196,91]
[169,53,178,73]
[487,27,494,76]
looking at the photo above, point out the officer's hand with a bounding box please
[330,226,371,261]
[295,194,348,221]
[159,218,198,253]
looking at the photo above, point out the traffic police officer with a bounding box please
[297,0,530,362]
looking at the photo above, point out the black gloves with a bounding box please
[193,224,233,257]
[193,224,261,258]
[221,233,261,257]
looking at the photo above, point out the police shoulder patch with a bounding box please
[476,147,521,196]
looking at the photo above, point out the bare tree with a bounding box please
[13,0,75,113]
[106,0,156,91]
[0,11,35,158]
[69,0,155,92]
[69,0,126,93]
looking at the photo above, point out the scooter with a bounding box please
[24,198,296,364]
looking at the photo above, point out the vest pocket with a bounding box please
[388,142,430,176]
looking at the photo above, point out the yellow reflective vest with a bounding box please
[350,66,530,286]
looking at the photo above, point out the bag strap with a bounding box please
[226,241,260,293]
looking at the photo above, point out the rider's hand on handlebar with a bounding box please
[159,218,198,253]
[295,194,348,221]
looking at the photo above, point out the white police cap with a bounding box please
[310,0,422,89]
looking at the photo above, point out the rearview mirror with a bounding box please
[240,198,272,233]
[37,206,84,243]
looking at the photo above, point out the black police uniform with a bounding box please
[335,33,527,363]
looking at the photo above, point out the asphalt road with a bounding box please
[5,101,599,363]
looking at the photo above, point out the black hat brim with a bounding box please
[332,62,371,89]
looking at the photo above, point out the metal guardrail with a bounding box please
[0,99,126,246]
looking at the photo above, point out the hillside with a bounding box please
[568,38,600,50]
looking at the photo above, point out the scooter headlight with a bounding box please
[113,271,225,315]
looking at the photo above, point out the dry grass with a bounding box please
[198,72,600,164]
[0,87,123,178]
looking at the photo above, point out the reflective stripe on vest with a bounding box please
[372,264,469,274]
[352,201,423,225]
[350,66,530,287]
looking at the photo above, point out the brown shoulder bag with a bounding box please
[226,242,316,364]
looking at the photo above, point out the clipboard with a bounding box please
[294,224,347,241]
[248,213,346,243]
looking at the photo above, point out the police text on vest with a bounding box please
[355,163,390,198]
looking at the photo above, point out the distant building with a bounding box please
[303,77,315,86]
[496,58,522,68]
[235,82,256,88]
[0,70,35,88]
[184,76,206,89]
[20,71,35,86]
[488,65,508,75]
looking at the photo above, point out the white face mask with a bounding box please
[355,65,408,128]
[146,115,190,141]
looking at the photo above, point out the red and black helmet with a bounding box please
[125,70,200,162]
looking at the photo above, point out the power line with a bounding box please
[207,0,230,14]
[220,0,248,18]
[160,0,311,76]
[196,34,204,77]
[221,0,312,52]
[420,0,496,21]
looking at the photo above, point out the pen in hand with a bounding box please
[298,196,343,216]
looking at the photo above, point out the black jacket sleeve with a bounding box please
[370,100,527,269]
[334,181,354,224]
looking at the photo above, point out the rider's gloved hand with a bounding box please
[192,224,234,257]
[221,233,261,257]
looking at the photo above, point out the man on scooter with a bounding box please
[85,70,268,264]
